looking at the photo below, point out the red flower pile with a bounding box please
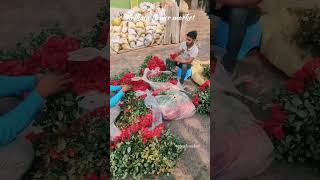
[199,80,210,91]
[111,114,152,144]
[141,124,165,144]
[192,95,200,106]
[168,79,178,85]
[170,53,178,60]
[0,36,108,95]
[147,56,166,71]
[263,104,288,140]
[284,58,320,94]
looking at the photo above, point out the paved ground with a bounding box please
[111,9,211,180]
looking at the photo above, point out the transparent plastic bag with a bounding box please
[212,61,274,179]
[155,90,195,121]
[133,69,195,121]
[110,105,121,140]
[135,90,163,129]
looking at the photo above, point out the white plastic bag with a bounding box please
[155,90,195,120]
[133,68,195,120]
[135,90,163,129]
[110,105,121,141]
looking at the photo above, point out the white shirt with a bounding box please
[179,42,199,62]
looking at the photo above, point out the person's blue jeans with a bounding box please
[215,7,260,73]
[166,59,191,84]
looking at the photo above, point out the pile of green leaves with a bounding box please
[149,73,173,82]
[294,8,320,57]
[25,92,108,179]
[202,64,210,80]
[34,92,82,133]
[111,130,185,179]
[137,55,152,75]
[195,88,210,115]
[273,80,320,167]
[115,91,149,129]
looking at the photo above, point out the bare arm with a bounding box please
[177,57,194,65]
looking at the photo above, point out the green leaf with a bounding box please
[292,96,303,106]
[57,139,66,152]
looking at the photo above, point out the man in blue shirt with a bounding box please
[0,73,72,179]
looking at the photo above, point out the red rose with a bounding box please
[270,104,288,123]
[131,80,150,91]
[25,132,43,142]
[192,95,200,106]
[271,126,285,140]
[169,79,178,85]
[68,149,76,157]
[100,175,109,180]
[170,53,178,60]
[284,79,304,94]
[84,172,99,180]
[199,80,210,91]
[119,72,135,84]
[147,56,166,71]
[110,80,119,86]
[49,149,63,161]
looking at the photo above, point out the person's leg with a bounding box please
[180,63,192,84]
[222,7,250,73]
[0,137,34,180]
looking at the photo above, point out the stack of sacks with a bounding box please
[110,2,167,53]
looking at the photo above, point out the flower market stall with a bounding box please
[110,54,210,179]
[0,7,109,179]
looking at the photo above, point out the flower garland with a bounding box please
[263,58,320,167]
[192,80,210,114]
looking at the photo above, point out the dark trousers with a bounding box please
[166,59,191,84]
[214,7,260,73]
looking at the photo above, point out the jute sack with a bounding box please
[191,59,210,85]
[261,8,312,77]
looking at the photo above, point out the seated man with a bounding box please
[0,73,71,179]
[214,0,262,74]
[166,31,199,84]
